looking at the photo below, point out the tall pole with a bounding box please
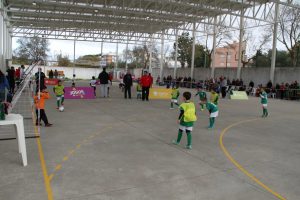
[0,0,3,71]
[149,34,153,73]
[125,40,129,71]
[191,22,196,80]
[237,9,245,79]
[73,40,76,79]
[174,29,179,78]
[210,16,217,78]
[160,30,165,80]
[270,0,279,83]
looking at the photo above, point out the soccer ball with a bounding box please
[59,106,64,112]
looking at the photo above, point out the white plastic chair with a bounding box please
[0,114,27,166]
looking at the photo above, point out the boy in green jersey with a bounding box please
[260,89,268,117]
[53,80,65,109]
[136,82,142,99]
[172,92,197,149]
[201,97,219,129]
[195,87,207,111]
[170,85,180,109]
[210,90,219,105]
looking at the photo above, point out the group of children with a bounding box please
[171,85,268,150]
[34,80,65,127]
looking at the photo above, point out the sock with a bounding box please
[176,130,183,143]
[265,109,268,116]
[171,102,173,108]
[209,118,214,128]
[174,102,179,107]
[61,96,64,104]
[263,108,266,116]
[212,117,215,127]
[186,131,192,146]
[201,104,204,110]
[56,99,60,107]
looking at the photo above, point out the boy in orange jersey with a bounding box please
[34,87,53,127]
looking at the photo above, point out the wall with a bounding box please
[153,67,300,86]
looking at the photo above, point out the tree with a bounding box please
[14,36,50,64]
[173,32,193,68]
[57,54,71,66]
[277,6,300,67]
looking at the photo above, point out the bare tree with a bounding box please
[277,5,300,67]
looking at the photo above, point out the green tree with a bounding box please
[14,36,49,63]
[174,32,193,68]
[57,54,71,66]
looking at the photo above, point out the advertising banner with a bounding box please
[64,87,95,99]
[44,79,59,85]
[149,88,172,100]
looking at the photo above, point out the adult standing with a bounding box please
[54,69,58,79]
[98,68,109,98]
[35,68,46,93]
[7,67,16,94]
[140,71,152,101]
[123,71,133,99]
[49,69,54,79]
[0,70,10,102]
[221,77,227,98]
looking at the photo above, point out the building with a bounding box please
[214,41,246,68]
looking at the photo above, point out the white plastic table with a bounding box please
[0,114,27,166]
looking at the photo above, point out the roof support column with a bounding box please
[125,40,129,71]
[210,16,217,78]
[160,30,165,81]
[0,6,3,71]
[237,9,245,79]
[73,39,76,80]
[270,0,279,84]
[115,42,118,70]
[174,29,178,79]
[149,34,153,73]
[191,22,196,80]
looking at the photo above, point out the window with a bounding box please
[227,63,231,67]
[220,62,224,66]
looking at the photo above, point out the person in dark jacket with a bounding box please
[98,68,109,97]
[7,67,16,94]
[123,71,133,99]
[0,70,10,102]
[35,68,46,93]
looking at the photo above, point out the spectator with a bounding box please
[123,71,133,99]
[7,66,16,94]
[221,77,227,98]
[140,71,152,101]
[49,69,54,79]
[35,68,46,93]
[54,69,58,79]
[98,68,109,98]
[0,70,10,102]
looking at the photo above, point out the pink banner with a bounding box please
[45,79,59,85]
[64,87,95,99]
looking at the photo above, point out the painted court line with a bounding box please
[219,118,287,200]
[33,115,54,200]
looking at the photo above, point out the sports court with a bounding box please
[1,82,300,200]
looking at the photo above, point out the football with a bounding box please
[59,106,64,112]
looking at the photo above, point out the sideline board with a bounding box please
[230,91,248,100]
[149,88,172,100]
[44,79,59,85]
[64,87,95,99]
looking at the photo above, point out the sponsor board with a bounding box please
[230,91,248,100]
[44,79,59,85]
[149,88,172,100]
[64,87,95,99]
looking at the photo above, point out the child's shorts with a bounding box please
[179,125,193,131]
[262,104,268,108]
[137,91,142,95]
[171,99,178,103]
[210,111,219,118]
[56,95,64,100]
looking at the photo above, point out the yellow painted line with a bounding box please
[63,156,69,161]
[32,112,54,200]
[220,118,287,200]
[55,164,62,171]
[48,174,54,181]
[76,144,81,148]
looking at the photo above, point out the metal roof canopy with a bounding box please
[2,0,297,44]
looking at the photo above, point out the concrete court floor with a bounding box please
[1,81,300,200]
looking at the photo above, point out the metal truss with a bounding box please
[2,0,300,43]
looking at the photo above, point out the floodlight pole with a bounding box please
[210,16,217,78]
[237,9,245,80]
[191,22,196,80]
[149,34,153,73]
[73,39,76,79]
[270,0,279,84]
[0,11,3,70]
[174,29,178,78]
[125,40,129,71]
[115,42,118,69]
[160,30,165,80]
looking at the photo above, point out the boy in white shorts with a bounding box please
[201,97,219,129]
[260,89,268,117]
[172,91,197,149]
[170,85,180,109]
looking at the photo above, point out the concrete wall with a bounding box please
[152,67,300,86]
